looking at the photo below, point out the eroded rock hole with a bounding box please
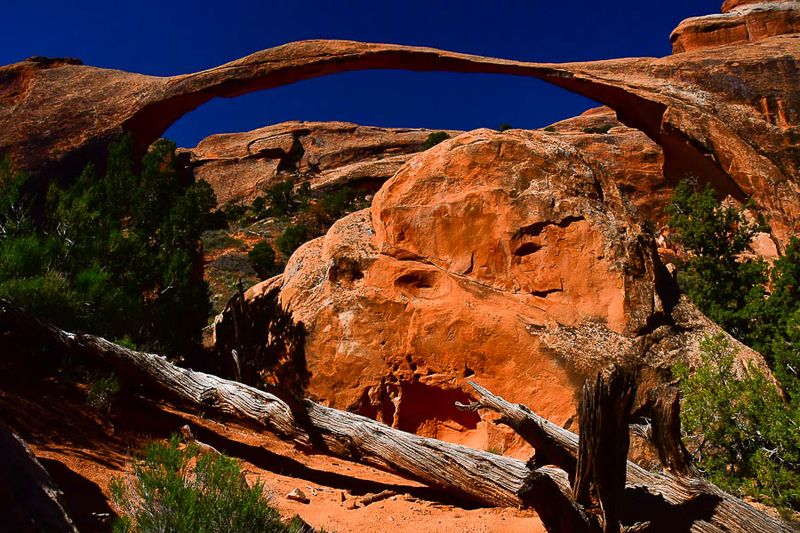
[328,257,365,286]
[394,271,436,289]
[515,215,586,239]
[514,242,543,257]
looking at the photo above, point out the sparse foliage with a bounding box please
[110,435,293,533]
[674,335,800,511]
[87,373,120,415]
[275,223,311,258]
[248,241,277,279]
[668,181,800,512]
[422,131,449,149]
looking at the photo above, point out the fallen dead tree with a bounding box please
[460,378,793,532]
[0,300,792,532]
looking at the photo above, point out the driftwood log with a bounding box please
[0,300,792,532]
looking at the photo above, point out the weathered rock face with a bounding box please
[2,22,799,242]
[723,0,797,12]
[544,107,669,227]
[671,1,800,53]
[181,121,460,206]
[215,129,757,452]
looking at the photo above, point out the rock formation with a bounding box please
[671,1,800,53]
[180,121,460,206]
[214,128,763,452]
[2,14,798,241]
[1,2,797,450]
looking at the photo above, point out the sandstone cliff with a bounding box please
[180,122,460,206]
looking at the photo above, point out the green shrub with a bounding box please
[248,241,277,279]
[264,181,298,217]
[110,435,292,533]
[87,373,120,415]
[319,186,359,221]
[667,181,800,512]
[422,131,449,149]
[666,181,767,341]
[276,224,311,258]
[543,126,557,133]
[222,201,247,225]
[582,124,613,134]
[0,272,81,329]
[204,209,229,231]
[674,335,800,511]
[252,196,266,217]
[497,123,513,132]
[0,136,217,356]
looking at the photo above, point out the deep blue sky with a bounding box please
[4,1,722,148]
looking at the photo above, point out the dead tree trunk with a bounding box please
[460,380,792,533]
[647,386,695,477]
[573,369,637,533]
[0,300,792,532]
[1,300,528,507]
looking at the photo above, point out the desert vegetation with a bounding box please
[667,182,800,512]
[221,180,369,269]
[110,434,305,533]
[0,136,221,356]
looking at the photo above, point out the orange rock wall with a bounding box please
[672,2,800,53]
[182,121,461,205]
[232,129,746,453]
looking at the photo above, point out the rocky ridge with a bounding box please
[671,1,800,53]
[180,121,461,206]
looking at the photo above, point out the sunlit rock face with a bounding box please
[217,129,755,454]
[180,121,461,206]
[671,1,800,53]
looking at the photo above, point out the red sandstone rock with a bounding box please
[544,107,669,226]
[2,31,799,242]
[215,129,762,451]
[723,0,797,12]
[672,2,800,53]
[180,121,460,206]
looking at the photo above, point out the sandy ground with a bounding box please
[0,361,544,532]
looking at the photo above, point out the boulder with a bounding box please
[215,129,761,452]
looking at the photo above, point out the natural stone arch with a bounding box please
[2,36,799,239]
